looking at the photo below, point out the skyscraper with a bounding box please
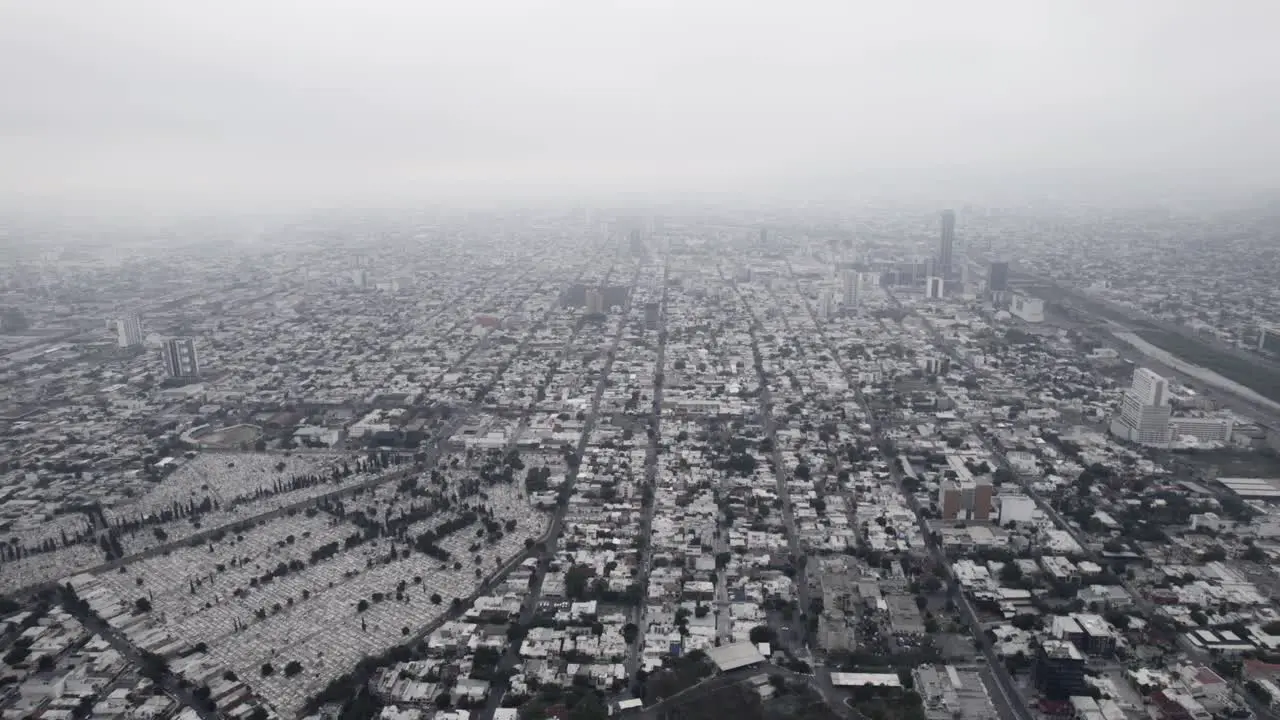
[840,269,860,307]
[818,290,835,319]
[988,261,1009,292]
[1130,368,1168,407]
[925,276,945,299]
[939,210,955,278]
[1109,368,1172,447]
[644,302,660,330]
[585,288,605,315]
[161,338,201,379]
[117,314,143,348]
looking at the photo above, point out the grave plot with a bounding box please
[88,464,550,717]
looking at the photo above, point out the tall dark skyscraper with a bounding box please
[939,210,955,278]
[988,261,1009,292]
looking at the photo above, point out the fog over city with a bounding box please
[8,3,1280,720]
[4,1,1280,211]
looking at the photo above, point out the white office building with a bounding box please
[1170,417,1234,445]
[819,290,836,319]
[1011,294,1045,322]
[1109,367,1172,447]
[1130,368,1168,406]
[925,276,945,299]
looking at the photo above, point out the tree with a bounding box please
[260,663,275,677]
[915,595,928,611]
[748,625,776,645]
[565,564,595,601]
[430,593,443,605]
[569,690,608,720]
[999,562,1023,584]
[622,623,639,644]
[284,660,303,677]
[134,597,152,614]
[357,599,370,613]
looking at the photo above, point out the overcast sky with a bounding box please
[3,1,1279,212]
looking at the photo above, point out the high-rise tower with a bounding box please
[939,210,955,278]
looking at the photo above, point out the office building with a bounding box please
[628,229,646,256]
[988,261,1009,292]
[840,269,860,307]
[940,475,993,521]
[585,288,605,315]
[1131,367,1168,406]
[818,290,835,320]
[926,276,945,299]
[939,210,955,278]
[919,356,950,376]
[936,456,993,517]
[644,302,661,331]
[117,314,144,348]
[1169,417,1234,445]
[161,338,201,379]
[1259,325,1280,352]
[351,268,369,289]
[1011,294,1044,322]
[1110,367,1172,447]
[1033,640,1087,700]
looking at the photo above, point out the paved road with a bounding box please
[628,259,669,679]
[478,265,640,720]
[726,269,811,646]
[636,661,854,720]
[65,601,222,720]
[777,273,1027,720]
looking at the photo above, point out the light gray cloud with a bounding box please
[2,0,1279,212]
